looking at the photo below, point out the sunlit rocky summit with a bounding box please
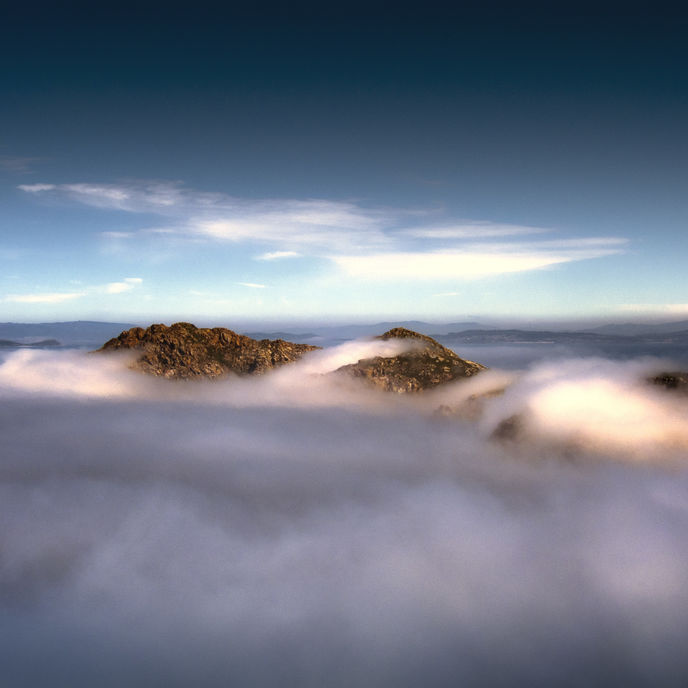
[98,322,321,379]
[335,327,486,392]
[98,322,487,391]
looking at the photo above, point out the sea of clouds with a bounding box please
[2,341,688,686]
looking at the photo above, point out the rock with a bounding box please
[650,371,688,393]
[491,414,526,442]
[334,327,486,393]
[96,322,321,379]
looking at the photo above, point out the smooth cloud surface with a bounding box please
[2,344,688,686]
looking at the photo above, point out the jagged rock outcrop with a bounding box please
[97,322,320,379]
[334,327,486,393]
[651,372,688,393]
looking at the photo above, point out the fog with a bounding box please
[2,343,688,686]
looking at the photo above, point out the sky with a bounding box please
[2,2,688,325]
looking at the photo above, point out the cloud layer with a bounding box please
[1,344,688,686]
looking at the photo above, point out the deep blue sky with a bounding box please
[2,2,687,324]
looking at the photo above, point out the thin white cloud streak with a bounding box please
[104,277,143,294]
[191,207,387,251]
[236,282,266,289]
[2,278,143,303]
[332,246,620,280]
[255,250,302,260]
[3,292,85,303]
[101,231,134,239]
[402,223,549,239]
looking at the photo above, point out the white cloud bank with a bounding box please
[1,345,688,686]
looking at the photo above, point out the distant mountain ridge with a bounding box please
[0,338,60,348]
[580,320,688,336]
[435,327,688,345]
[0,321,136,347]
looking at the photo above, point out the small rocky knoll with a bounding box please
[334,327,486,393]
[97,322,321,379]
[650,372,688,393]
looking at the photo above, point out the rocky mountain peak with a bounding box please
[97,322,320,379]
[336,328,487,393]
[97,322,487,392]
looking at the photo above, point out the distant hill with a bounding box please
[0,321,136,347]
[0,338,60,348]
[435,327,688,364]
[241,321,484,346]
[436,328,688,345]
[581,320,688,336]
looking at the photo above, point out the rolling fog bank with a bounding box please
[2,344,688,686]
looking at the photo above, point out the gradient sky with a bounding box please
[2,2,687,325]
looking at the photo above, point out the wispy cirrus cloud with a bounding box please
[237,282,267,289]
[0,156,44,174]
[3,278,144,304]
[20,181,389,252]
[401,223,549,239]
[19,180,628,281]
[333,238,626,281]
[104,277,143,294]
[255,251,301,261]
[3,292,85,304]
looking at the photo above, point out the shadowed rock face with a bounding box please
[651,372,688,393]
[335,327,487,393]
[97,322,321,379]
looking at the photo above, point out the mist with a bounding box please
[2,343,688,686]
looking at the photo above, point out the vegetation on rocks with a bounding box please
[97,322,321,379]
[335,327,487,393]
